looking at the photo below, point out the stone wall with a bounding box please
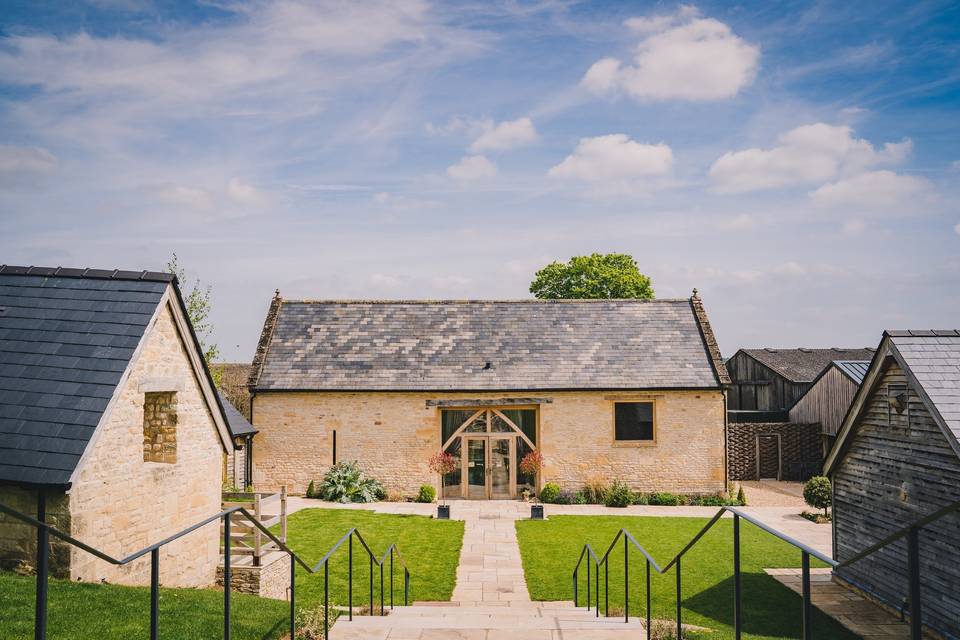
[67,302,225,588]
[727,421,821,481]
[0,485,71,578]
[216,553,290,600]
[251,390,726,496]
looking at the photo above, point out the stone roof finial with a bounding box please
[692,287,699,300]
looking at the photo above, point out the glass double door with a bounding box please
[463,436,513,499]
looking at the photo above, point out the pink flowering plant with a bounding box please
[518,449,544,501]
[428,451,458,505]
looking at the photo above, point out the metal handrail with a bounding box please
[0,499,412,640]
[571,500,960,640]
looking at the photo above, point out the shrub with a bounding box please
[556,489,576,505]
[319,461,384,503]
[305,480,316,499]
[648,492,682,506]
[803,476,832,516]
[572,490,588,505]
[582,478,609,504]
[604,480,634,508]
[736,485,747,506]
[416,485,436,503]
[539,482,562,504]
[690,494,727,507]
[632,491,649,505]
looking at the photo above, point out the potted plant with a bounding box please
[519,449,545,519]
[428,450,458,519]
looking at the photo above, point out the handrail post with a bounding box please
[223,512,231,640]
[587,561,591,611]
[289,551,295,640]
[908,526,922,640]
[604,558,609,617]
[573,569,578,607]
[324,560,329,640]
[280,486,287,544]
[734,514,742,640]
[150,548,159,640]
[624,535,629,623]
[646,559,651,640]
[405,568,410,606]
[380,559,385,615]
[35,491,48,640]
[595,559,599,618]
[801,551,812,640]
[348,533,354,620]
[253,493,262,567]
[369,554,374,614]
[676,556,682,640]
[390,548,395,610]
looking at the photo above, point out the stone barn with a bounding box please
[247,290,731,499]
[0,266,233,587]
[825,330,960,639]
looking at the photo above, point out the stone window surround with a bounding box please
[606,395,661,447]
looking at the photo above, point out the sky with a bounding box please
[1,0,958,362]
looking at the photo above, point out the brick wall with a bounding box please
[67,302,225,588]
[727,421,822,481]
[251,390,726,496]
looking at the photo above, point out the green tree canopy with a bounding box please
[166,253,222,386]
[529,253,654,300]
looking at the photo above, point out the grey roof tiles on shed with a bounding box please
[832,360,871,384]
[253,297,725,391]
[740,347,876,383]
[0,266,169,486]
[887,330,960,445]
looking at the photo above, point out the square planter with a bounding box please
[530,504,544,520]
[437,504,450,520]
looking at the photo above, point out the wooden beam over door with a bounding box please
[426,397,552,408]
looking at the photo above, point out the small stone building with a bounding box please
[725,347,873,481]
[248,291,730,498]
[0,266,233,587]
[825,330,960,639]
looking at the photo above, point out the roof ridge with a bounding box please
[0,264,175,283]
[280,298,691,304]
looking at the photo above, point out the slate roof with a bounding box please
[740,347,876,383]
[0,266,175,487]
[217,390,256,437]
[251,297,727,391]
[887,330,960,445]
[833,360,871,384]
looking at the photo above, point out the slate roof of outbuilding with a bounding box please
[832,360,872,384]
[217,391,256,437]
[0,266,173,487]
[740,347,876,383]
[251,297,728,391]
[887,330,960,445]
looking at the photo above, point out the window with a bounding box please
[614,402,655,443]
[143,391,178,463]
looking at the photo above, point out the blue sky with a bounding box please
[1,0,958,361]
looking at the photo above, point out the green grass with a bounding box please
[0,572,288,640]
[277,507,464,611]
[516,515,859,640]
[0,507,464,639]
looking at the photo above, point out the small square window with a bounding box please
[614,402,654,442]
[143,391,178,464]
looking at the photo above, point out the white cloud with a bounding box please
[952,160,960,171]
[548,134,673,182]
[155,184,214,210]
[842,219,867,236]
[446,155,497,181]
[470,117,537,152]
[582,7,759,102]
[954,223,960,236]
[0,145,58,186]
[811,170,933,210]
[226,178,269,207]
[709,123,912,194]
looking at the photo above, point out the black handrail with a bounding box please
[0,499,411,640]
[571,500,960,640]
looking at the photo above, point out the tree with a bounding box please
[166,253,222,386]
[803,476,832,516]
[529,253,654,300]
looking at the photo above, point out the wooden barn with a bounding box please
[726,347,875,421]
[824,330,960,639]
[789,360,870,455]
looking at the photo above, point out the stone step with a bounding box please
[333,612,645,631]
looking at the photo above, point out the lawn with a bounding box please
[0,572,289,640]
[516,515,859,640]
[0,507,464,639]
[277,507,464,612]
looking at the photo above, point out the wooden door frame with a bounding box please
[755,433,782,480]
